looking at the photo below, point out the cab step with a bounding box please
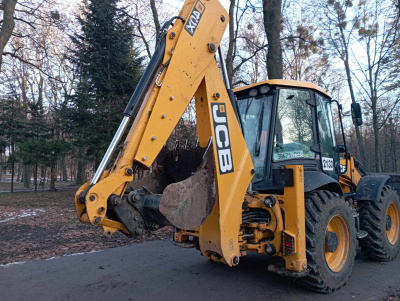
[353,211,368,239]
[357,230,368,239]
[268,264,309,278]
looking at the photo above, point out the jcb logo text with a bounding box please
[211,103,234,174]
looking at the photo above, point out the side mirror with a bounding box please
[351,103,363,126]
[336,144,347,153]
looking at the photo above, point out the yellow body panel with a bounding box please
[339,155,362,194]
[278,165,307,272]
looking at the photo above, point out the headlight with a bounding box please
[249,88,258,97]
[259,86,270,94]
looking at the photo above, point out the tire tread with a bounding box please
[299,191,356,293]
[359,185,400,261]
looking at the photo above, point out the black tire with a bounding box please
[299,191,357,293]
[359,185,400,261]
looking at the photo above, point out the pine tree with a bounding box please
[67,0,142,184]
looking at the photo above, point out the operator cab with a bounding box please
[235,80,342,194]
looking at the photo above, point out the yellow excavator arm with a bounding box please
[75,0,254,266]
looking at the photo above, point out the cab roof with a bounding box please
[233,79,331,98]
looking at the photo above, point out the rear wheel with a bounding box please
[299,191,357,293]
[359,185,400,261]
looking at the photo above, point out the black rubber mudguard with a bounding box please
[354,175,390,202]
[304,171,343,196]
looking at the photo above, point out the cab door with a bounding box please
[315,93,339,180]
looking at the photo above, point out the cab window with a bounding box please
[273,89,315,162]
[237,94,273,182]
[316,93,338,178]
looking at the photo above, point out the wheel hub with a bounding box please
[386,215,392,231]
[324,215,350,272]
[325,231,338,253]
[386,202,400,245]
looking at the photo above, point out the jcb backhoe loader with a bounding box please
[75,0,400,292]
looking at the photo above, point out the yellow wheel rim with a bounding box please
[324,215,350,272]
[386,202,399,245]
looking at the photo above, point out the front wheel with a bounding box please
[299,191,357,293]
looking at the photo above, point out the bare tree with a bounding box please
[350,0,400,172]
[224,1,269,86]
[314,0,367,164]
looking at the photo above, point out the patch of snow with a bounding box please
[0,261,26,268]
[66,250,100,257]
[1,250,101,268]
[45,250,100,261]
[44,256,59,261]
[0,208,46,223]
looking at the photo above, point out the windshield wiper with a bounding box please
[254,102,264,157]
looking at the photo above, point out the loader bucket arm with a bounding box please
[75,0,254,266]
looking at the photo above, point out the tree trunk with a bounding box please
[343,60,366,164]
[10,142,15,192]
[392,122,397,172]
[337,26,366,165]
[76,147,87,185]
[150,0,161,37]
[372,99,380,172]
[70,161,74,182]
[40,166,46,183]
[0,152,3,182]
[23,164,30,188]
[62,157,68,181]
[33,164,38,192]
[10,162,14,192]
[16,161,21,182]
[226,0,236,86]
[263,0,283,79]
[0,0,17,71]
[50,166,56,191]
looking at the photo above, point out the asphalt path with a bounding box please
[1,240,399,301]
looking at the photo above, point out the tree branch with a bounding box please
[3,51,65,82]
